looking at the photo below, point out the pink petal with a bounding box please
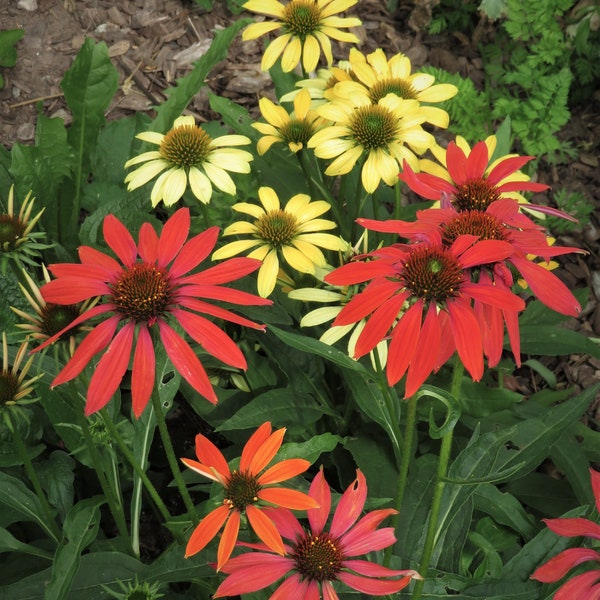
[131,324,155,418]
[273,574,315,600]
[137,222,159,264]
[173,308,246,369]
[340,509,397,555]
[532,547,600,582]
[555,570,600,600]
[486,155,535,185]
[85,321,135,415]
[386,300,423,386]
[103,213,138,267]
[465,141,489,179]
[447,297,483,382]
[308,468,331,534]
[343,559,420,579]
[544,517,600,540]
[592,469,600,514]
[338,570,413,595]
[260,507,305,541]
[157,319,217,403]
[446,141,469,184]
[330,470,367,538]
[342,528,396,555]
[321,580,340,600]
[169,226,219,279]
[214,557,293,597]
[157,207,190,269]
[52,315,120,386]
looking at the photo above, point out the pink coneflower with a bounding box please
[325,235,525,396]
[214,468,421,599]
[37,208,271,417]
[531,469,600,599]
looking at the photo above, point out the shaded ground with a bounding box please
[1,0,599,403]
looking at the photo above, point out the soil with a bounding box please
[1,1,599,412]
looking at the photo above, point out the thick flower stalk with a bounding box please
[325,235,526,396]
[37,208,270,417]
[308,93,434,193]
[531,468,600,599]
[181,422,318,570]
[242,0,362,73]
[214,468,421,598]
[253,89,326,155]
[330,47,458,127]
[213,186,348,297]
[124,116,253,206]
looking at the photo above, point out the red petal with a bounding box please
[555,570,600,600]
[386,300,423,387]
[85,321,135,415]
[170,226,219,279]
[194,433,230,482]
[497,180,549,193]
[446,141,469,184]
[131,325,155,418]
[338,571,413,594]
[330,470,367,538]
[52,316,120,386]
[240,422,272,471]
[461,282,525,311]
[466,141,489,179]
[183,257,262,285]
[178,296,267,329]
[325,260,395,286]
[356,217,421,237]
[157,207,190,268]
[487,155,535,185]
[103,213,137,267]
[185,504,229,557]
[532,548,600,582]
[343,559,420,579]
[260,507,304,541]
[217,508,240,570]
[333,280,402,327]
[459,239,513,267]
[179,285,271,308]
[340,510,397,555]
[246,504,285,554]
[447,298,483,382]
[308,468,331,534]
[137,222,159,264]
[592,469,600,514]
[42,276,110,303]
[157,320,217,403]
[545,517,600,540]
[398,161,455,200]
[78,246,121,272]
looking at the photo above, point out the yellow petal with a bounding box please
[302,35,321,73]
[282,244,320,273]
[288,288,344,302]
[213,239,262,259]
[232,202,266,219]
[223,221,258,235]
[243,0,285,18]
[211,135,252,147]
[241,21,282,40]
[258,186,280,212]
[125,160,169,189]
[161,168,188,206]
[203,163,236,195]
[297,232,347,251]
[301,306,343,327]
[361,151,382,193]
[257,249,279,297]
[259,97,289,129]
[262,33,292,71]
[136,131,164,145]
[416,83,458,102]
[293,89,312,120]
[124,150,162,168]
[281,36,302,72]
[188,167,213,204]
[257,136,281,155]
[320,323,353,345]
[290,239,328,265]
[324,145,364,176]
[314,31,333,67]
[207,149,253,172]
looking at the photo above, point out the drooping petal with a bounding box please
[185,504,230,557]
[217,509,241,571]
[532,548,600,582]
[131,324,155,417]
[330,470,367,538]
[246,504,285,555]
[447,297,483,382]
[338,571,414,595]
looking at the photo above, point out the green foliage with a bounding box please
[545,187,595,234]
[0,29,24,89]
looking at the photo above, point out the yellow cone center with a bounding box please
[369,78,417,103]
[160,125,212,169]
[442,211,507,246]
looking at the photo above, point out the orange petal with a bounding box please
[180,458,227,485]
[259,458,311,485]
[194,434,231,482]
[246,504,285,555]
[248,427,286,474]
[240,422,272,471]
[185,504,230,557]
[217,509,241,571]
[258,487,320,510]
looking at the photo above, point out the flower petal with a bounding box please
[246,504,285,555]
[330,470,367,538]
[217,508,241,571]
[131,324,155,418]
[185,504,230,557]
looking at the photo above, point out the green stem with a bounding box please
[151,389,199,523]
[9,414,61,543]
[77,410,132,547]
[384,392,418,567]
[394,179,404,220]
[411,359,464,600]
[199,201,212,229]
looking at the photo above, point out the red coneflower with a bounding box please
[181,422,318,571]
[214,468,421,599]
[38,208,270,417]
[325,235,526,396]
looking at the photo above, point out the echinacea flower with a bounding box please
[398,136,562,217]
[253,89,326,155]
[0,332,41,408]
[242,0,362,73]
[325,235,526,396]
[212,186,348,297]
[37,208,270,417]
[0,185,48,271]
[214,468,422,599]
[124,116,253,207]
[531,468,600,599]
[308,93,434,193]
[331,48,458,127]
[11,265,94,354]
[181,421,318,570]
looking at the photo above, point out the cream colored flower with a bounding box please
[124,116,253,206]
[242,0,362,73]
[212,186,348,297]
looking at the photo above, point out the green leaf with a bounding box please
[45,497,104,600]
[518,325,600,358]
[216,388,325,431]
[478,0,508,20]
[151,19,250,133]
[0,29,24,67]
[0,526,53,560]
[36,450,76,522]
[276,433,340,465]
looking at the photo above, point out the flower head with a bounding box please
[398,136,561,216]
[37,208,270,417]
[0,186,47,271]
[181,421,318,570]
[331,48,458,127]
[124,116,253,207]
[253,89,326,155]
[531,468,600,599]
[214,468,421,598]
[308,93,434,193]
[242,0,362,73]
[11,265,93,354]
[212,186,348,297]
[325,235,526,396]
[0,333,41,408]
